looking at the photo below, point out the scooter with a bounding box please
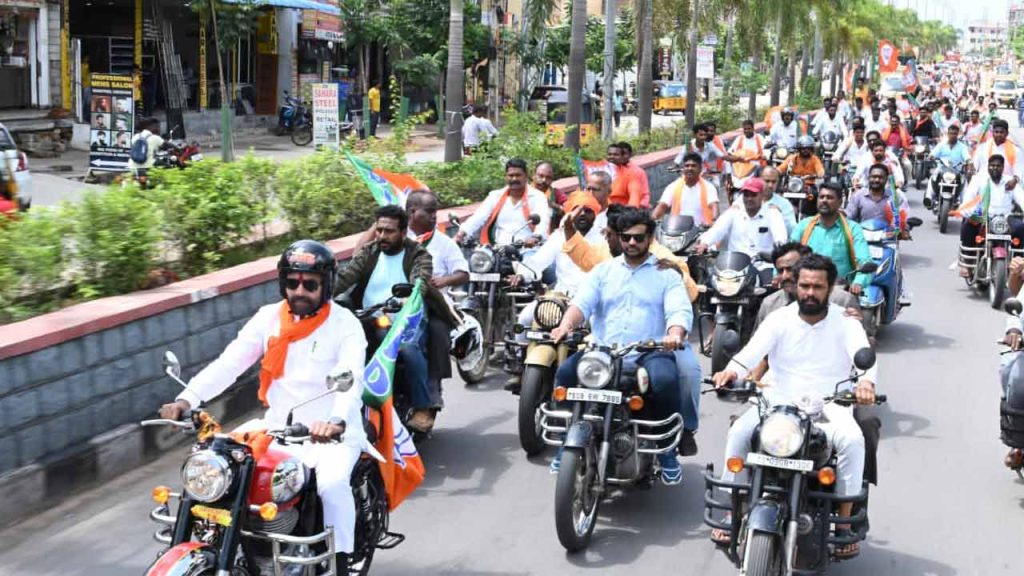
[275,90,306,136]
[859,216,922,332]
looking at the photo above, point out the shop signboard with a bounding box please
[88,73,134,172]
[312,83,340,150]
[696,45,714,79]
[301,10,344,42]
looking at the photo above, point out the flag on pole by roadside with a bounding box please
[345,150,429,207]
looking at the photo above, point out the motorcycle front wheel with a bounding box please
[938,198,949,234]
[554,447,600,552]
[291,126,313,146]
[518,365,553,455]
[710,323,734,374]
[457,309,490,384]
[990,258,1008,310]
[745,532,784,576]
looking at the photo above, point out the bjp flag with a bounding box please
[879,40,899,74]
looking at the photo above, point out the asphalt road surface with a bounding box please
[3,114,1023,576]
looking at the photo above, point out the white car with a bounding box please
[878,74,906,100]
[0,122,31,209]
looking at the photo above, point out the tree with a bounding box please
[566,0,587,150]
[684,0,698,128]
[603,0,617,140]
[444,0,464,163]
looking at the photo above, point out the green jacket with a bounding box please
[334,238,458,326]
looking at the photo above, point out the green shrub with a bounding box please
[0,206,72,321]
[148,156,269,274]
[69,185,162,297]
[273,149,377,239]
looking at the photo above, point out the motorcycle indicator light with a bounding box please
[152,485,171,505]
[553,386,567,402]
[628,396,644,411]
[726,457,745,474]
[1015,238,1021,247]
[374,315,392,329]
[258,502,279,521]
[817,467,836,486]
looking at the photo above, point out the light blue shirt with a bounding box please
[766,192,798,234]
[930,140,970,169]
[572,254,692,346]
[363,250,408,308]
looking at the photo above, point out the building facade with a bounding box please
[963,20,1006,55]
[0,0,54,109]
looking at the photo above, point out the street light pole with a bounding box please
[602,0,616,140]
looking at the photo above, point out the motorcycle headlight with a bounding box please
[914,144,926,154]
[942,171,956,184]
[534,299,566,330]
[991,215,1010,235]
[181,451,233,503]
[659,233,686,254]
[714,270,744,297]
[271,458,306,503]
[577,351,613,389]
[469,248,495,273]
[759,413,805,458]
[775,147,788,159]
[787,179,803,193]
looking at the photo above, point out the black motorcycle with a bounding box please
[704,342,884,575]
[999,298,1024,480]
[539,337,684,551]
[696,251,770,374]
[144,352,400,576]
[818,132,841,179]
[909,136,933,190]
[929,158,965,234]
[781,174,820,219]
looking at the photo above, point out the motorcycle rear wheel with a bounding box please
[554,448,600,552]
[745,532,783,576]
[990,258,1008,310]
[518,365,553,456]
[292,126,313,146]
[938,199,949,234]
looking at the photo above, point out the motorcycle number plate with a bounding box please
[988,234,1012,241]
[191,504,233,526]
[470,272,501,282]
[940,191,954,198]
[783,193,805,199]
[746,452,814,472]
[566,388,622,404]
[869,246,885,259]
[525,330,547,340]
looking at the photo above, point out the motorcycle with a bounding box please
[929,158,965,234]
[858,217,921,333]
[909,136,933,190]
[959,213,1023,309]
[818,132,840,179]
[514,300,587,456]
[452,215,542,384]
[1000,298,1024,480]
[769,145,790,170]
[696,250,771,374]
[276,91,307,136]
[725,148,764,203]
[154,126,203,170]
[704,340,885,575]
[143,352,401,576]
[539,337,685,551]
[781,174,820,221]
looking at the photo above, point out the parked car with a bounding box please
[994,78,1021,108]
[0,123,31,210]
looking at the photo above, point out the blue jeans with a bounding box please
[674,346,702,431]
[396,316,434,409]
[556,350,681,422]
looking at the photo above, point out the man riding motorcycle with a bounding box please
[909,107,939,142]
[835,119,870,180]
[654,152,721,225]
[777,135,825,185]
[335,205,459,433]
[608,141,651,208]
[550,208,692,484]
[862,104,888,135]
[455,158,550,246]
[964,109,985,149]
[158,240,367,569]
[769,108,802,149]
[881,114,913,183]
[812,102,849,139]
[757,166,797,233]
[926,123,972,209]
[852,139,906,192]
[972,119,1024,185]
[711,253,878,559]
[792,183,873,297]
[673,122,737,191]
[956,154,1024,278]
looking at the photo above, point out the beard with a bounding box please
[288,295,318,317]
[797,295,828,316]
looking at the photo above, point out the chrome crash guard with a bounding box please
[538,402,683,484]
[150,494,339,576]
[702,463,870,574]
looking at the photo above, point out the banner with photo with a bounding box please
[88,74,134,172]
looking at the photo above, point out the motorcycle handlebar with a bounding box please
[268,423,343,444]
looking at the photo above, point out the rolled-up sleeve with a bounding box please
[662,272,693,333]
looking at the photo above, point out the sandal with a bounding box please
[832,528,860,560]
[710,514,732,545]
[1005,448,1024,469]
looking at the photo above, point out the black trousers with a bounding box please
[854,406,880,485]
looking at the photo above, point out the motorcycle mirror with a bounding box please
[528,214,542,226]
[326,371,355,393]
[719,329,743,356]
[162,351,182,380]
[859,261,879,274]
[391,283,414,298]
[448,213,462,226]
[1004,298,1024,317]
[853,347,876,371]
[906,216,924,228]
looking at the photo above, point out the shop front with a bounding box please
[0,0,51,109]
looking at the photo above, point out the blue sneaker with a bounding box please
[550,448,564,474]
[658,453,682,485]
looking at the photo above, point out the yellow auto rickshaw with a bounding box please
[544,90,597,146]
[653,80,687,115]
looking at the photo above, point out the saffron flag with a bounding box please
[575,156,615,189]
[879,40,899,74]
[901,59,919,94]
[346,151,429,207]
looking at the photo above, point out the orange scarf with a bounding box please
[671,178,714,224]
[985,140,1017,174]
[258,301,331,406]
[800,214,858,270]
[480,188,534,245]
[735,134,764,165]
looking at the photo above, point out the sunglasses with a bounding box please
[285,278,321,292]
[620,232,648,244]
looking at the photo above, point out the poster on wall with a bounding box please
[312,83,340,150]
[696,46,714,80]
[88,73,134,172]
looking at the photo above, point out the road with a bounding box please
[4,111,1020,576]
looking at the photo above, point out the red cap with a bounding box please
[740,178,765,194]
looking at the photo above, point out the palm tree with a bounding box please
[684,0,698,128]
[602,0,617,140]
[443,0,464,162]
[637,0,654,134]
[565,0,587,150]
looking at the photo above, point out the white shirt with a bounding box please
[812,113,849,138]
[769,121,800,148]
[863,114,888,135]
[728,303,878,404]
[407,228,468,299]
[519,225,604,294]
[659,177,720,226]
[177,301,368,445]
[972,139,1024,178]
[461,187,551,244]
[961,172,1024,217]
[462,115,498,147]
[834,136,869,168]
[728,133,766,157]
[128,130,165,170]
[698,203,787,257]
[853,152,905,189]
[593,210,608,235]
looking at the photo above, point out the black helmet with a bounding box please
[277,240,336,313]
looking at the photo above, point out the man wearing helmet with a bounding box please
[335,204,460,433]
[778,135,826,184]
[769,108,803,149]
[158,240,367,569]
